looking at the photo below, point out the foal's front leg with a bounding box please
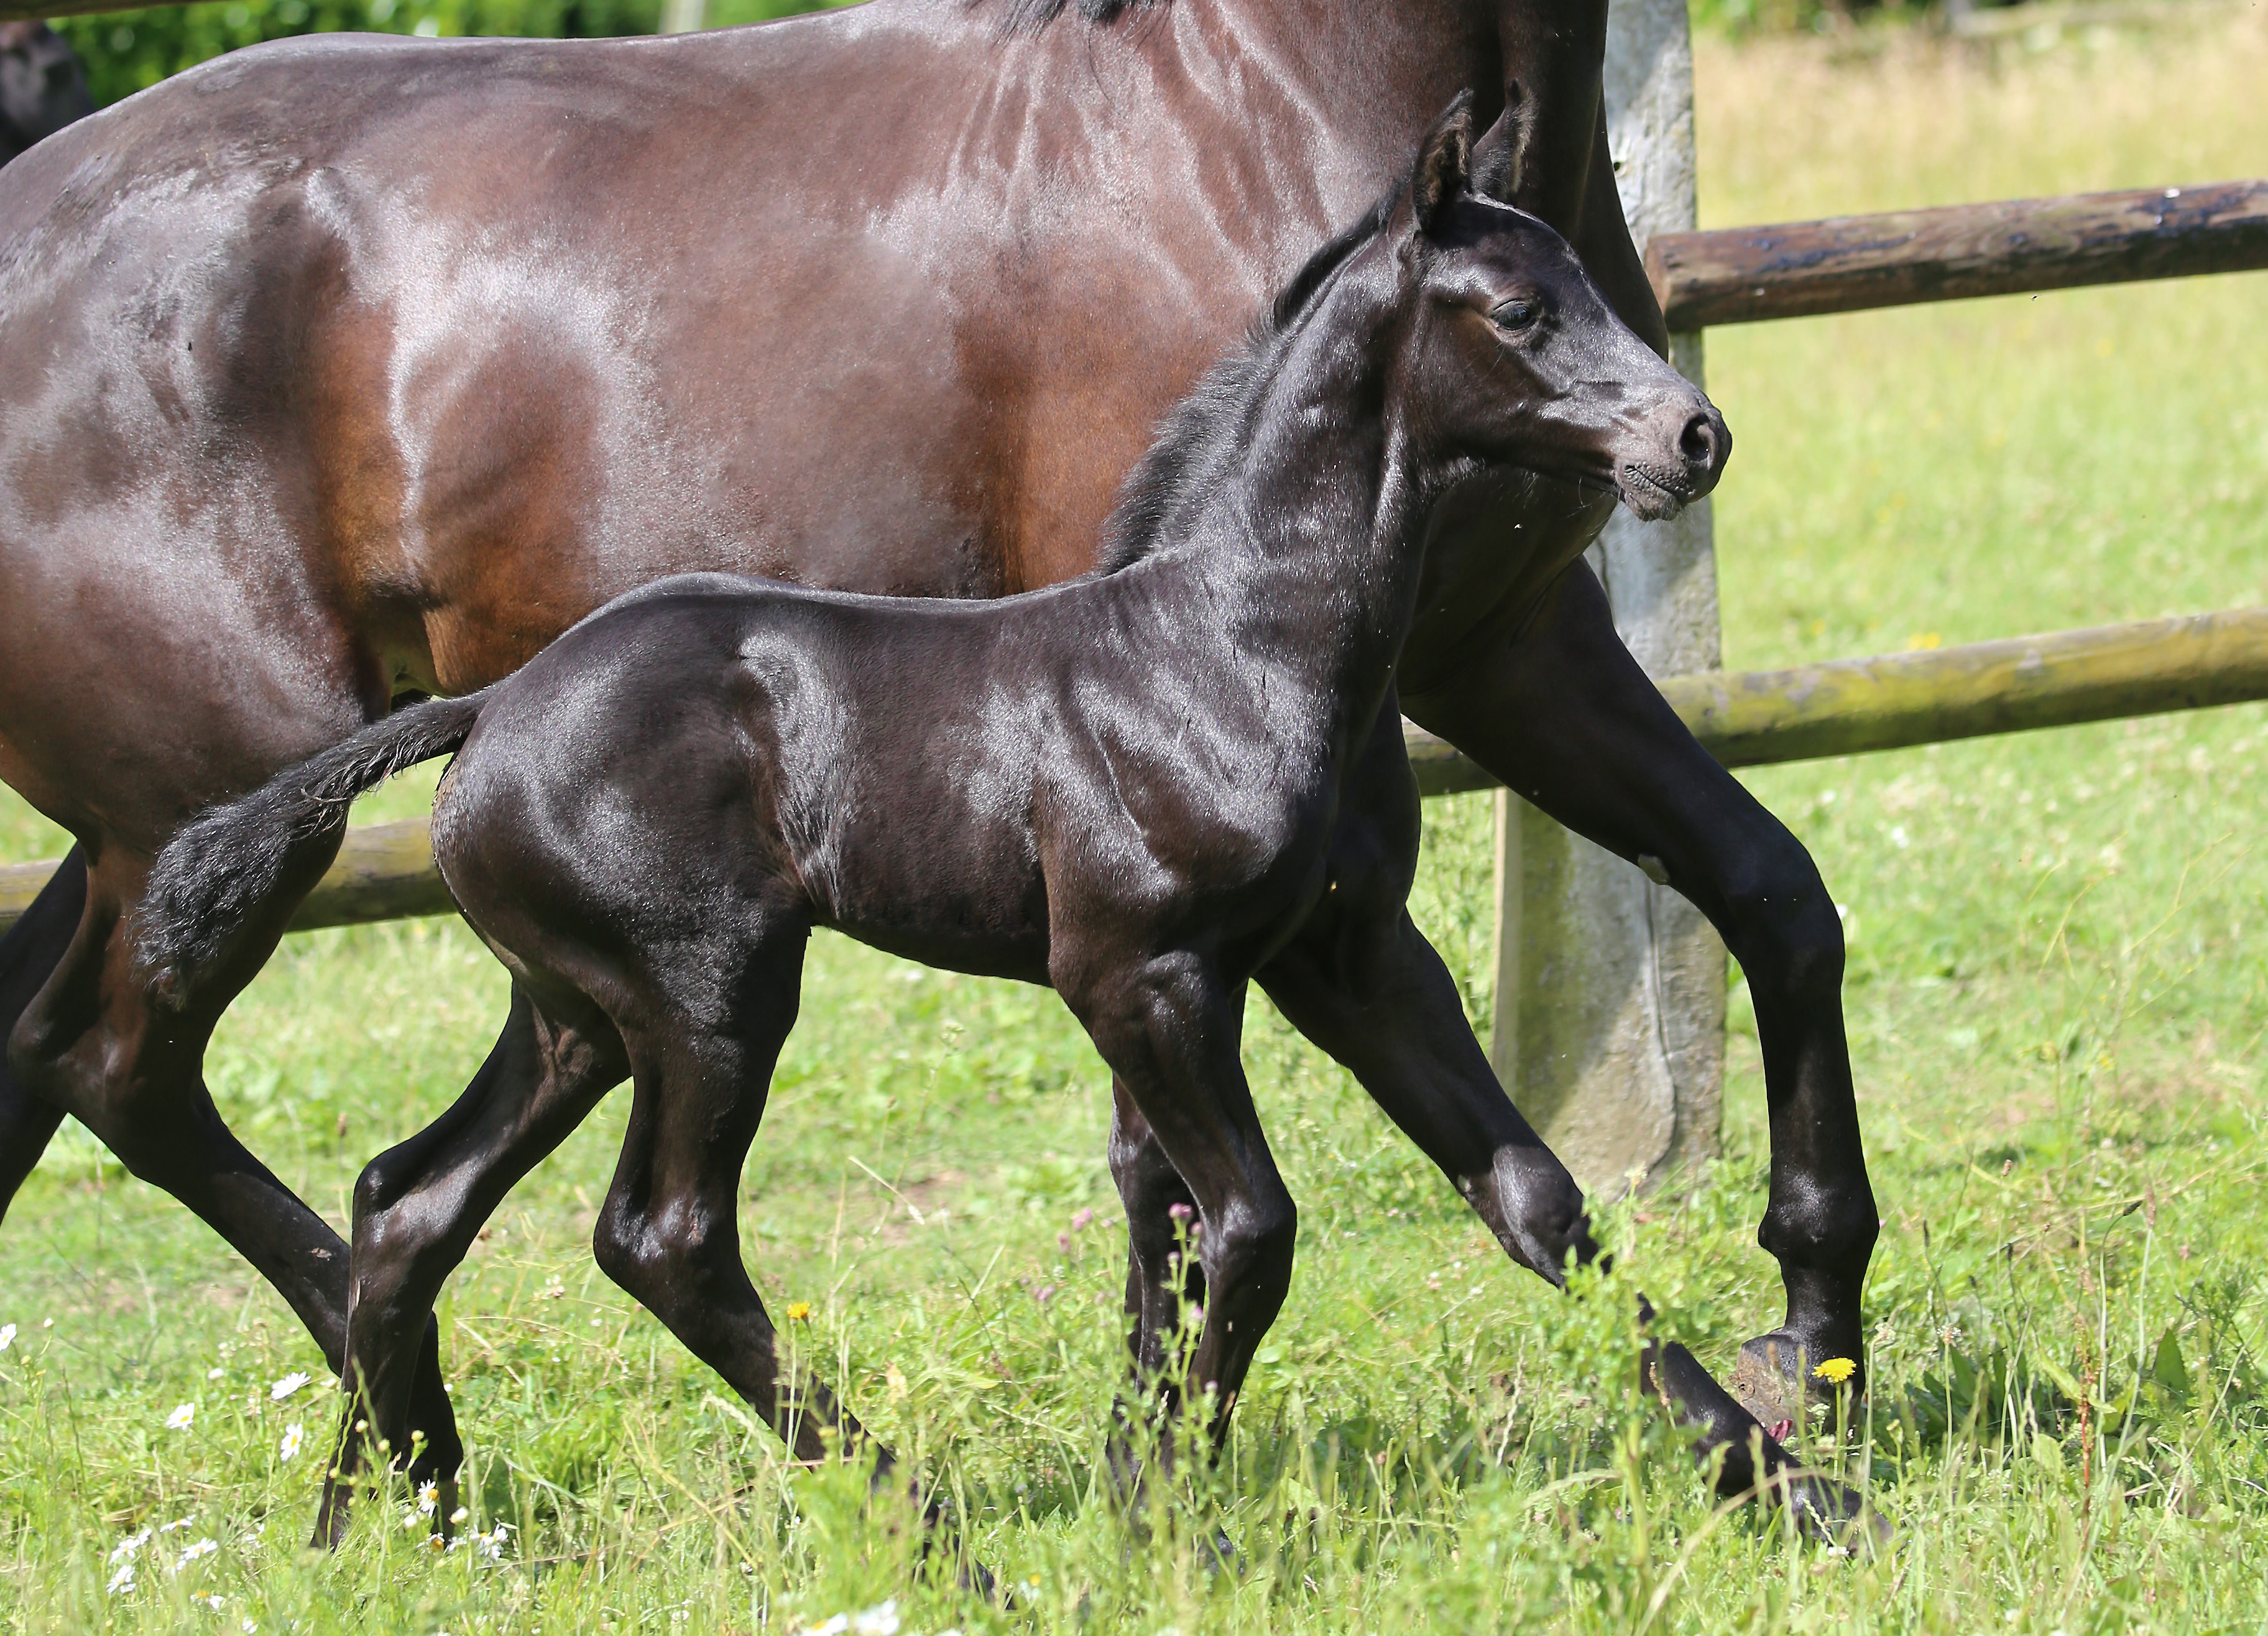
[1069,953,1297,1478]
[1102,965,1248,1482]
[1105,1074,1202,1484]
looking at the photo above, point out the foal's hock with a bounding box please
[137,101,1827,1546]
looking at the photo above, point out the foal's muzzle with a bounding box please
[1617,399,1732,521]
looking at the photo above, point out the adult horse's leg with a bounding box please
[0,851,83,1216]
[6,850,466,1504]
[1401,560,1878,1422]
[1255,890,1871,1536]
[321,986,625,1545]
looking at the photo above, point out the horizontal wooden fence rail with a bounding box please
[1401,605,2268,793]
[5,608,2265,938]
[1,1,148,18]
[1646,180,2268,328]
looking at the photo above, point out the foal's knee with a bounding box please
[1718,831,1843,1005]
[1758,1182,1879,1279]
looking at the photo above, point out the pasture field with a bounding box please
[4,11,2267,1631]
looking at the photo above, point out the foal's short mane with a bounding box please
[1095,192,1398,574]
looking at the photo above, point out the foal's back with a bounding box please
[432,561,1311,994]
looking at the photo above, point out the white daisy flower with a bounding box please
[173,1538,217,1572]
[165,1403,196,1431]
[106,1562,136,1594]
[0,1322,16,1351]
[269,1371,311,1402]
[279,1423,304,1461]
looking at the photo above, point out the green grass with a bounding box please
[5,12,2268,1631]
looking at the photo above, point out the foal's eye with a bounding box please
[1490,298,1541,333]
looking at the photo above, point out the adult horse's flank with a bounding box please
[142,104,1865,1542]
[0,0,1874,1528]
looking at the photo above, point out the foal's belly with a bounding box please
[832,919,1057,991]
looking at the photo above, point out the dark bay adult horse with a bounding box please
[141,107,1869,1540]
[0,0,1873,1518]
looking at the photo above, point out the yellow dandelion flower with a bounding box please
[1812,1356,1857,1385]
[785,1302,812,1323]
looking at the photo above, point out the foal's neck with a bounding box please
[1150,267,1436,748]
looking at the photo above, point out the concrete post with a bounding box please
[1488,0,1725,1196]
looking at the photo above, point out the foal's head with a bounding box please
[1378,96,1730,522]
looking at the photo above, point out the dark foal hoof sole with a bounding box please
[1731,1332,1857,1442]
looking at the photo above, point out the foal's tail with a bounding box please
[136,690,493,1005]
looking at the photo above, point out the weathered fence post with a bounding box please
[1488,0,1726,1196]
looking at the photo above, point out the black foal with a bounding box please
[139,101,1865,1542]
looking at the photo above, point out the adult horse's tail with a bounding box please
[136,690,492,1004]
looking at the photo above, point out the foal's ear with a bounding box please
[1470,81,1534,205]
[1408,91,1476,239]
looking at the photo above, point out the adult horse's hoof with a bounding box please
[1731,1332,1859,1441]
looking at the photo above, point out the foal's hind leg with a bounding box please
[594,930,903,1486]
[320,986,625,1545]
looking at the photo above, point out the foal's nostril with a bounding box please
[1679,412,1720,475]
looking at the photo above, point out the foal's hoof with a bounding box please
[1731,1332,1859,1441]
[309,1481,354,1552]
[959,1556,999,1604]
[1199,1527,1244,1578]
[1776,1468,1894,1555]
